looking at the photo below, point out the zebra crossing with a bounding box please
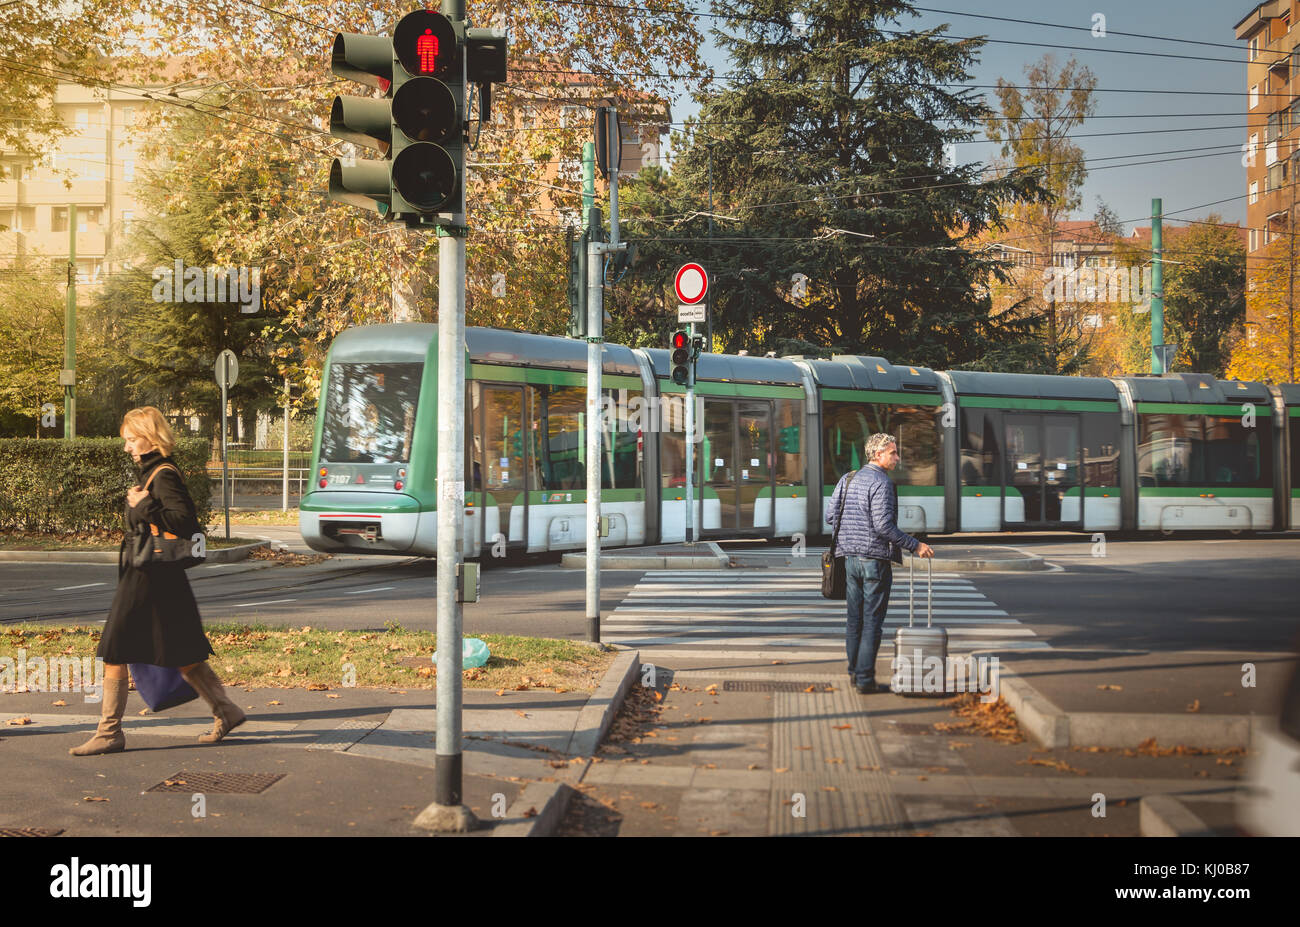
[604,565,1049,658]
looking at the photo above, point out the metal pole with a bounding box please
[64,204,76,439]
[221,373,229,540]
[582,141,595,218]
[586,219,604,643]
[1151,198,1165,374]
[684,322,695,543]
[282,377,290,512]
[707,146,714,354]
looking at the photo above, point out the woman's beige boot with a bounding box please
[69,676,128,756]
[182,662,246,743]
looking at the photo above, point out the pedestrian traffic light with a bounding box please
[390,9,463,222]
[329,10,509,227]
[670,330,691,386]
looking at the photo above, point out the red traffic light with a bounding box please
[671,331,688,350]
[394,11,457,78]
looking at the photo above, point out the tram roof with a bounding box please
[1276,383,1300,405]
[805,356,941,393]
[945,370,1118,401]
[1121,373,1271,404]
[466,327,642,377]
[642,349,805,386]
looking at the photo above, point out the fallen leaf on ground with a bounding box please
[826,757,844,764]
[639,801,658,810]
[83,796,108,802]
[326,693,340,699]
[803,685,816,693]
[514,710,529,719]
[495,688,506,696]
[6,716,32,726]
[774,767,789,773]
[833,724,852,730]
[306,683,329,691]
[821,786,839,792]
[796,745,811,751]
[52,700,66,707]
[1187,699,1201,713]
[267,700,282,706]
[522,807,538,817]
[1097,684,1123,691]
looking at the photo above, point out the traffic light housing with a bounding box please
[390,10,463,222]
[670,330,691,386]
[567,225,588,338]
[327,11,507,227]
[779,425,800,453]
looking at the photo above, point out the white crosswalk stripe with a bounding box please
[605,568,1048,655]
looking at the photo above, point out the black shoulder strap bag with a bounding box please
[821,469,859,600]
[128,464,205,570]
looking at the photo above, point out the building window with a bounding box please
[1251,84,1259,109]
[1267,140,1279,164]
[121,210,133,232]
[80,156,105,181]
[121,106,135,126]
[1250,228,1258,251]
[1268,111,1282,143]
[1268,161,1284,191]
[1251,36,1260,60]
[52,207,68,232]
[1251,180,1259,204]
[122,158,135,182]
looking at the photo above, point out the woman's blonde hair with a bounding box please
[120,406,176,457]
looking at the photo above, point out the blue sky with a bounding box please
[671,1,1250,232]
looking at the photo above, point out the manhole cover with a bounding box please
[146,772,285,794]
[722,680,826,693]
[0,827,63,837]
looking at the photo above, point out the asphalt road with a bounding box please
[2,533,1298,656]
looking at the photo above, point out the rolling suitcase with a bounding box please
[891,557,949,696]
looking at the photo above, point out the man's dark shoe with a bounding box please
[855,681,876,694]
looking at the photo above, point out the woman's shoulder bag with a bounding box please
[128,463,205,570]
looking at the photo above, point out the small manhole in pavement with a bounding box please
[722,680,823,693]
[146,772,285,794]
[0,827,64,837]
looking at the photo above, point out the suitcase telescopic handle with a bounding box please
[909,555,933,629]
[927,556,933,629]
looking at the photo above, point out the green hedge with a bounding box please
[0,438,212,533]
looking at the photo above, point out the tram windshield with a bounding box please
[321,362,422,464]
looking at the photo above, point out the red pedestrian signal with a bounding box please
[416,28,440,74]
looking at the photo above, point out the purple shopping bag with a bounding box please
[128,664,198,712]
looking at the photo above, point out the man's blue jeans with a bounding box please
[846,556,893,687]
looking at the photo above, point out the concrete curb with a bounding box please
[567,649,641,758]
[494,649,640,836]
[1140,795,1218,837]
[902,553,1047,572]
[561,543,728,571]
[1000,668,1259,750]
[493,782,577,837]
[0,540,269,564]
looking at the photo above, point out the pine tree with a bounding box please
[635,0,1046,369]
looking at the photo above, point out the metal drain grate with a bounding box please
[146,772,285,794]
[722,680,827,693]
[0,827,64,837]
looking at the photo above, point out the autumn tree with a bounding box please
[0,260,65,435]
[1229,235,1298,383]
[985,54,1098,373]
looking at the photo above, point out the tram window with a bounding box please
[773,398,803,486]
[540,386,584,491]
[1138,414,1272,488]
[823,400,940,486]
[1081,413,1121,488]
[960,407,1000,486]
[320,362,421,464]
[1292,419,1300,488]
[659,394,690,489]
[603,388,642,491]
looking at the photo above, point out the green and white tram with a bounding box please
[300,323,1298,556]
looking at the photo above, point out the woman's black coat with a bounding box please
[97,450,215,667]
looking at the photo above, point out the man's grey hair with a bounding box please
[865,433,897,461]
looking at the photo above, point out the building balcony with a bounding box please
[10,229,107,259]
[15,179,109,205]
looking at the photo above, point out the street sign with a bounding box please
[677,303,707,323]
[674,263,708,304]
[214,349,238,388]
[1155,343,1177,372]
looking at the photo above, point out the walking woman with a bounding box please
[71,407,245,755]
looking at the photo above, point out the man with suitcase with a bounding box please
[827,433,934,694]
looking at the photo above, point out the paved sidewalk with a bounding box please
[556,653,1263,837]
[0,651,638,837]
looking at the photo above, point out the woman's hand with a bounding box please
[126,485,149,508]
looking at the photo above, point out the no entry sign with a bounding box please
[674,263,708,304]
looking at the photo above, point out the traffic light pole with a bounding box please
[585,108,626,643]
[415,0,477,835]
[684,322,695,543]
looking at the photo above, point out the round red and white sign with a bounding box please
[674,263,708,304]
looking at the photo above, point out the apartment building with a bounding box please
[0,77,165,285]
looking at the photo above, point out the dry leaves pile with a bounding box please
[932,694,1025,744]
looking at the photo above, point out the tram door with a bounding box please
[699,398,774,537]
[1003,413,1081,527]
[473,383,530,548]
